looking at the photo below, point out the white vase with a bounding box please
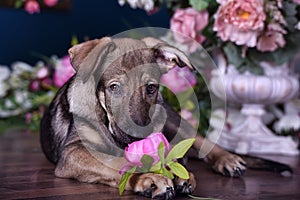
[209,55,299,156]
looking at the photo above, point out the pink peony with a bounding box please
[43,0,59,7]
[257,23,286,52]
[123,132,170,170]
[53,55,75,88]
[292,0,300,4]
[24,0,40,14]
[171,8,209,52]
[213,0,266,47]
[161,66,197,94]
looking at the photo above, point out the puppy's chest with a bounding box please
[77,124,124,157]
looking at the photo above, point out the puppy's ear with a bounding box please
[142,37,194,73]
[68,37,115,82]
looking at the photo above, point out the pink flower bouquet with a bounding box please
[120,0,300,74]
[118,132,195,195]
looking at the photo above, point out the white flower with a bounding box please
[118,0,126,6]
[295,21,300,30]
[4,99,14,109]
[119,0,154,11]
[23,100,32,109]
[11,62,33,75]
[9,62,33,89]
[0,83,9,98]
[0,65,10,81]
[14,90,29,104]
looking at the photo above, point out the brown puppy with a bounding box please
[40,37,246,199]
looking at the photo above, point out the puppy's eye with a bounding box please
[109,83,121,92]
[146,83,158,95]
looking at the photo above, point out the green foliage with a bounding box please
[118,166,137,195]
[166,138,195,163]
[189,0,209,11]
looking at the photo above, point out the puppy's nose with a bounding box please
[128,92,151,127]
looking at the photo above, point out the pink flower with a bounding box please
[181,109,197,127]
[213,0,266,47]
[171,8,209,52]
[53,55,75,88]
[36,67,49,79]
[292,0,300,4]
[161,66,197,94]
[257,23,286,52]
[29,80,40,91]
[43,0,59,7]
[40,77,53,88]
[122,132,170,171]
[25,113,32,124]
[24,0,40,14]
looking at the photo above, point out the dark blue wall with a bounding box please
[0,0,169,66]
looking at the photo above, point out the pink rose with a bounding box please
[43,0,59,7]
[171,8,209,52]
[53,55,75,87]
[24,0,40,14]
[123,132,170,169]
[161,66,197,94]
[292,0,300,4]
[257,23,286,52]
[213,0,266,47]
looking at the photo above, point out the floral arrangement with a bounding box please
[119,0,300,74]
[0,55,75,132]
[14,0,59,14]
[118,132,195,195]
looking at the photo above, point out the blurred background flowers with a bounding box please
[0,0,299,143]
[120,0,300,74]
[0,54,74,132]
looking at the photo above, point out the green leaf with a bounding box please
[166,138,195,163]
[168,162,190,179]
[71,35,79,46]
[150,161,162,172]
[118,166,137,195]
[189,0,209,11]
[158,142,165,164]
[14,0,24,8]
[140,155,154,172]
[161,166,174,179]
[188,194,222,200]
[223,43,244,68]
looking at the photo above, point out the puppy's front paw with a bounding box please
[174,172,196,195]
[213,153,247,177]
[132,173,175,199]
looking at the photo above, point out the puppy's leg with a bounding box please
[55,144,176,199]
[194,136,246,177]
[54,144,126,187]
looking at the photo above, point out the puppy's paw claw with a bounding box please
[213,154,247,177]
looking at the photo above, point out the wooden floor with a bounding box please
[1,128,300,200]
